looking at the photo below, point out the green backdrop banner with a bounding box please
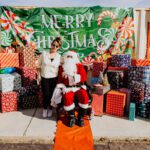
[0,6,135,61]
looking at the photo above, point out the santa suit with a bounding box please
[57,63,89,111]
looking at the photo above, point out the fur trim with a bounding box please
[64,103,75,111]
[63,51,80,63]
[78,103,89,109]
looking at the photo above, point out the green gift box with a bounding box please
[129,103,135,121]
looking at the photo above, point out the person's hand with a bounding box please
[37,74,41,85]
[62,72,68,79]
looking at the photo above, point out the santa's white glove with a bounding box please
[51,101,57,108]
[74,74,81,84]
[62,86,67,94]
[81,85,87,90]
[56,83,65,88]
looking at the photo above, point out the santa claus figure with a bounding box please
[56,50,89,127]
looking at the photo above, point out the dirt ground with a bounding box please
[0,137,149,150]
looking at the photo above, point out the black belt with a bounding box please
[66,85,79,88]
[66,84,84,88]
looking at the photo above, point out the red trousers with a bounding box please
[63,88,89,111]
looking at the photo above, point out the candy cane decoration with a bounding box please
[88,52,97,58]
[117,17,134,38]
[0,10,34,44]
[88,51,103,62]
[82,56,95,65]
[97,11,116,26]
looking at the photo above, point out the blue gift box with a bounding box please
[91,77,99,86]
[111,54,131,67]
[128,66,150,83]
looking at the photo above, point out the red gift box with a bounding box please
[0,92,18,113]
[106,90,126,117]
[108,66,128,71]
[119,88,131,114]
[131,59,150,66]
[18,67,37,87]
[0,53,19,68]
[91,94,104,116]
[18,46,35,67]
[92,61,107,77]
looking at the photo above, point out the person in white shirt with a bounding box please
[37,37,62,118]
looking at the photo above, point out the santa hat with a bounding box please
[63,50,80,63]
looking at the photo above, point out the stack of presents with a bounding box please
[89,54,150,120]
[0,46,43,113]
[0,47,149,121]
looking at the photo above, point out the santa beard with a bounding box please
[63,58,77,76]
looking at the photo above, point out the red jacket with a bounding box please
[57,63,87,86]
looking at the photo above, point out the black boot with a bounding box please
[78,107,86,127]
[68,109,75,127]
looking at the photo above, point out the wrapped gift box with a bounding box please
[145,83,150,99]
[111,54,131,67]
[107,57,112,66]
[128,66,150,83]
[129,103,135,121]
[18,46,35,67]
[144,97,150,103]
[18,67,37,87]
[108,66,128,71]
[0,72,21,92]
[0,92,18,112]
[119,88,131,114]
[107,70,126,89]
[92,85,110,95]
[91,94,104,116]
[136,101,150,119]
[92,61,107,77]
[106,90,126,117]
[18,85,39,96]
[91,77,99,86]
[131,59,150,66]
[0,53,19,68]
[19,95,38,109]
[129,81,145,102]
